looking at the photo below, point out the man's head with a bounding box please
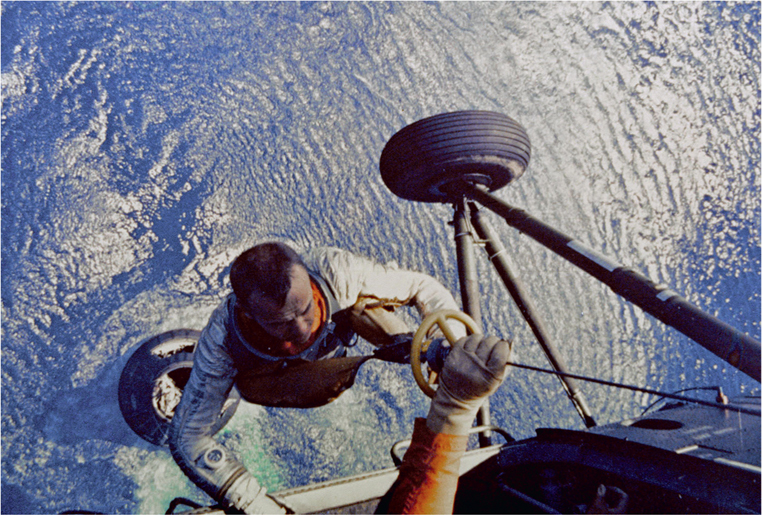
[230,242,315,345]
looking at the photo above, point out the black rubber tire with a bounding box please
[118,329,240,446]
[380,111,531,203]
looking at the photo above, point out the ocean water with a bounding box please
[1,2,759,513]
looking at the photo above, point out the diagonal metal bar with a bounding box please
[461,183,761,383]
[470,204,596,428]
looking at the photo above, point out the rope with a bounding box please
[507,361,761,417]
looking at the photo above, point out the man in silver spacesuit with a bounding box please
[168,242,465,513]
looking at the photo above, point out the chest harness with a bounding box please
[223,274,362,408]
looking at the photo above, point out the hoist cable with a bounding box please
[507,361,761,417]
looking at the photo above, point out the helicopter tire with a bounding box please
[118,329,240,446]
[380,110,531,203]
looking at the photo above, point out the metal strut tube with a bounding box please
[452,200,492,447]
[462,183,761,383]
[470,204,596,428]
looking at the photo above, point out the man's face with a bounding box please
[243,265,315,345]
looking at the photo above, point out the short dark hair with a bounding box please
[230,242,306,307]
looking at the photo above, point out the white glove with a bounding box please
[223,474,286,514]
[426,334,511,435]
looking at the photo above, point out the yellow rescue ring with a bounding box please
[411,310,481,398]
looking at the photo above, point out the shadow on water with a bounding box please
[41,349,147,449]
[1,2,759,513]
[1,483,35,515]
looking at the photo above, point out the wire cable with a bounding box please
[507,361,761,417]
[641,386,726,415]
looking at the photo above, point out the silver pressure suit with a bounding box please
[168,247,464,509]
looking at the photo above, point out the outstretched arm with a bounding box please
[388,335,511,514]
[168,300,284,514]
[305,247,467,339]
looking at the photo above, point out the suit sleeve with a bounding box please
[387,418,468,514]
[306,247,467,339]
[168,300,258,502]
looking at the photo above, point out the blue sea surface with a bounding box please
[2,2,759,513]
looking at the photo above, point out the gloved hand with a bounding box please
[426,334,511,435]
[223,473,286,514]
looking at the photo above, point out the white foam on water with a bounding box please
[1,2,758,513]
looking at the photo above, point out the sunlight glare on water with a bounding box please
[1,2,759,513]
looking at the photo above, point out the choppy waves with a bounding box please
[1,2,759,513]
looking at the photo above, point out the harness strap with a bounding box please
[224,274,411,409]
[236,356,370,408]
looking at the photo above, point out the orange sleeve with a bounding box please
[388,418,468,514]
